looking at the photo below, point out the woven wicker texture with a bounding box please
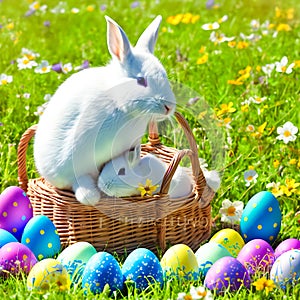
[17,112,214,254]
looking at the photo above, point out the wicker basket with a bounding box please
[17,112,214,255]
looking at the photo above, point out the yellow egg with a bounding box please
[160,244,199,279]
[27,258,71,291]
[210,228,245,257]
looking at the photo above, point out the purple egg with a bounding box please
[0,186,33,240]
[237,239,275,275]
[274,239,300,259]
[0,242,37,275]
[204,256,251,293]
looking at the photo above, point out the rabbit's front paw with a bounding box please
[72,175,101,206]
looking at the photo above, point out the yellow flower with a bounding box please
[253,277,276,295]
[215,102,236,116]
[294,60,300,68]
[237,41,249,49]
[199,46,206,53]
[289,158,297,165]
[196,53,208,65]
[258,122,267,134]
[137,179,159,197]
[281,178,300,196]
[276,23,292,31]
[228,41,236,48]
[86,5,95,12]
[273,159,280,168]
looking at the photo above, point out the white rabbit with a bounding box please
[98,146,193,198]
[33,15,176,205]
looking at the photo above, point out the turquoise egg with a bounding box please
[0,229,18,248]
[195,242,233,277]
[82,252,123,294]
[57,242,97,283]
[21,215,61,260]
[122,248,163,290]
[240,191,281,243]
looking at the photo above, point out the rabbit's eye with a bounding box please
[118,168,126,176]
[137,76,147,87]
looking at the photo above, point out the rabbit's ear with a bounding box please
[135,15,162,54]
[105,16,132,62]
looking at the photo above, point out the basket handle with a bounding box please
[149,111,207,199]
[17,124,38,192]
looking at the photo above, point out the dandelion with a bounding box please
[262,63,275,77]
[35,60,51,74]
[219,199,244,224]
[137,179,159,197]
[202,22,219,30]
[0,74,13,85]
[276,23,291,32]
[237,41,249,49]
[281,178,300,196]
[215,102,236,116]
[276,121,298,144]
[253,277,276,295]
[86,5,95,12]
[275,56,294,74]
[244,169,258,187]
[17,56,38,70]
[196,53,208,65]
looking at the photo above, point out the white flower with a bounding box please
[246,124,255,132]
[209,31,235,44]
[275,56,295,74]
[62,62,73,73]
[262,63,275,77]
[21,48,40,60]
[44,94,52,101]
[219,199,244,224]
[276,121,298,144]
[250,96,267,104]
[71,7,80,14]
[17,56,38,70]
[218,15,228,23]
[244,169,258,187]
[190,286,214,300]
[35,60,51,74]
[0,73,13,85]
[177,292,188,300]
[202,22,220,30]
[250,19,260,30]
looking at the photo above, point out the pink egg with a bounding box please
[0,186,33,240]
[0,242,37,275]
[204,256,251,293]
[274,239,300,259]
[237,239,275,275]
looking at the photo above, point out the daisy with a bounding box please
[35,60,51,74]
[276,121,298,144]
[275,56,295,74]
[202,22,220,30]
[262,63,275,77]
[209,31,235,44]
[244,170,258,187]
[17,56,38,70]
[0,73,13,85]
[266,182,284,197]
[250,96,267,104]
[21,48,40,61]
[62,62,73,74]
[219,199,244,224]
[190,286,213,300]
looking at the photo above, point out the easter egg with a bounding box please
[195,242,233,277]
[237,239,275,275]
[0,242,37,275]
[21,215,61,260]
[27,258,71,291]
[160,244,199,280]
[204,256,251,293]
[274,238,300,259]
[57,242,97,283]
[270,249,300,289]
[82,252,123,294]
[210,228,245,257]
[0,229,18,248]
[122,248,163,290]
[0,186,33,240]
[240,191,281,243]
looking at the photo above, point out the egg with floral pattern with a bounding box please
[274,238,300,259]
[240,191,281,243]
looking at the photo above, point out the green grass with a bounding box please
[0,0,300,299]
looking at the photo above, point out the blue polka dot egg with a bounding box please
[21,215,61,260]
[240,191,281,243]
[122,248,164,290]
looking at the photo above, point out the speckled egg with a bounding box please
[0,186,33,240]
[270,249,300,289]
[210,228,245,257]
[274,239,300,259]
[195,242,233,277]
[57,242,97,283]
[240,191,281,243]
[0,229,18,248]
[0,242,37,275]
[21,215,61,260]
[204,256,251,293]
[122,248,163,290]
[160,244,199,280]
[82,252,123,294]
[237,239,275,275]
[27,258,71,291]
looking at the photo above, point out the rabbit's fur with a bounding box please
[34,16,176,205]
[98,146,193,198]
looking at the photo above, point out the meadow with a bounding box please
[0,0,299,299]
